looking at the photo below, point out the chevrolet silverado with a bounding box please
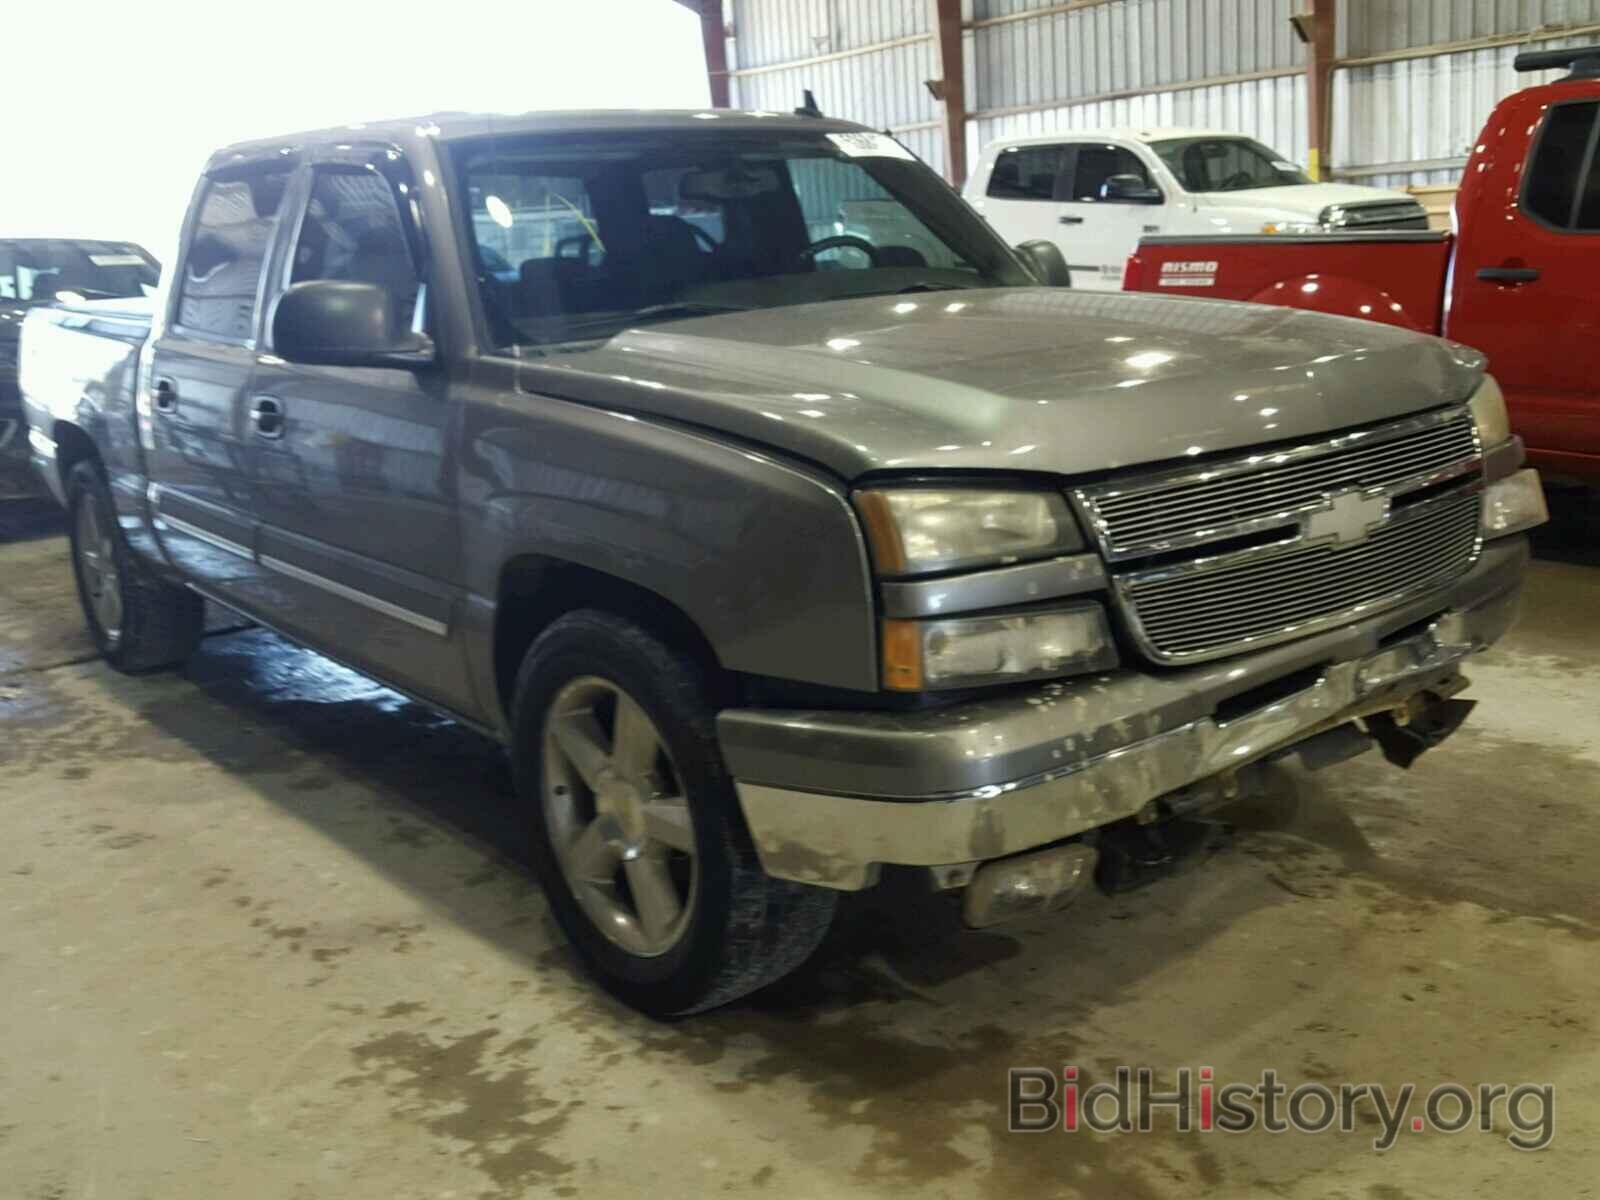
[20,110,1544,1015]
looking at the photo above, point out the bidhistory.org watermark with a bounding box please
[1008,1067,1554,1151]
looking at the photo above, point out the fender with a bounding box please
[456,378,880,712]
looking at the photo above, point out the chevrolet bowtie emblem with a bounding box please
[1305,489,1390,546]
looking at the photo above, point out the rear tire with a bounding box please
[512,609,836,1017]
[66,460,202,673]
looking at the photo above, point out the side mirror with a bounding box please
[270,281,434,369]
[1014,240,1073,288]
[1101,174,1163,204]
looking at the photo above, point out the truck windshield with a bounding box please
[0,239,160,303]
[451,129,1034,351]
[1150,137,1312,193]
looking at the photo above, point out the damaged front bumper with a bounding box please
[719,537,1528,890]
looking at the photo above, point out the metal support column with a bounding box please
[1305,0,1336,181]
[932,0,968,186]
[673,0,730,108]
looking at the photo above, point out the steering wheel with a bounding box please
[798,235,880,268]
[1219,171,1254,191]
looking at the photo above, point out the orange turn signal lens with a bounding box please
[854,490,908,575]
[880,619,925,691]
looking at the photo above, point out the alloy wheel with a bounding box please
[542,676,698,957]
[75,496,123,647]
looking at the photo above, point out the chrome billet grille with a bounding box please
[1325,200,1430,231]
[1074,408,1485,663]
[1082,410,1478,560]
[1124,492,1481,659]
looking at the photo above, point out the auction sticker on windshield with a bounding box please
[828,132,916,161]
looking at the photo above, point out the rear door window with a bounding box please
[175,169,293,341]
[986,145,1067,200]
[1524,101,1600,230]
[1065,144,1152,202]
[290,168,421,329]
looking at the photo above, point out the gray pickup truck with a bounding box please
[20,111,1546,1015]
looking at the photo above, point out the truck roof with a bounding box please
[205,109,874,170]
[984,126,1247,151]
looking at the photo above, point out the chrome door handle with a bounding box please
[250,395,285,439]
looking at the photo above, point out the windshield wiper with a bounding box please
[624,301,752,324]
[844,280,982,300]
[512,303,751,355]
[892,281,975,294]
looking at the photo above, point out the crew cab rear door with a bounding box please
[969,142,1076,264]
[1448,95,1600,469]
[245,147,472,714]
[146,162,295,592]
[1056,141,1165,289]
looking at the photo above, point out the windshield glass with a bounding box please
[1151,137,1312,193]
[0,239,160,303]
[451,129,1033,351]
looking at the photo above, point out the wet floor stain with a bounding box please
[339,1027,578,1197]
[4,508,1597,1198]
[1220,732,1600,938]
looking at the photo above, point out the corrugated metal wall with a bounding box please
[734,0,929,67]
[972,0,1302,108]
[965,73,1308,170]
[965,0,1309,167]
[1339,0,1600,57]
[728,0,946,175]
[726,0,1600,191]
[1333,31,1600,187]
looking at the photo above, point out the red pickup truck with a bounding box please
[1124,46,1600,484]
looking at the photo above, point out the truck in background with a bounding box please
[1,239,159,464]
[1123,47,1600,485]
[965,127,1425,289]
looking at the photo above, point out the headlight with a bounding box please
[854,487,1081,576]
[1467,374,1511,447]
[1481,468,1547,538]
[1261,220,1323,234]
[881,605,1117,691]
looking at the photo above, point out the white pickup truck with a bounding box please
[963,127,1427,289]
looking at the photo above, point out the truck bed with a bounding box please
[19,297,152,506]
[1122,231,1453,335]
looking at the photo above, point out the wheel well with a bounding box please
[493,557,725,716]
[52,421,99,489]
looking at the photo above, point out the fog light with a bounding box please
[964,843,1098,928]
[882,604,1117,691]
[1481,468,1547,538]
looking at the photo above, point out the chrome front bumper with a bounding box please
[721,537,1528,890]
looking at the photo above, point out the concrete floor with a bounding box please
[2,468,1597,1200]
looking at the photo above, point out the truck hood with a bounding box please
[1195,181,1414,219]
[517,288,1482,481]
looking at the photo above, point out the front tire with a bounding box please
[512,610,836,1016]
[66,460,202,673]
